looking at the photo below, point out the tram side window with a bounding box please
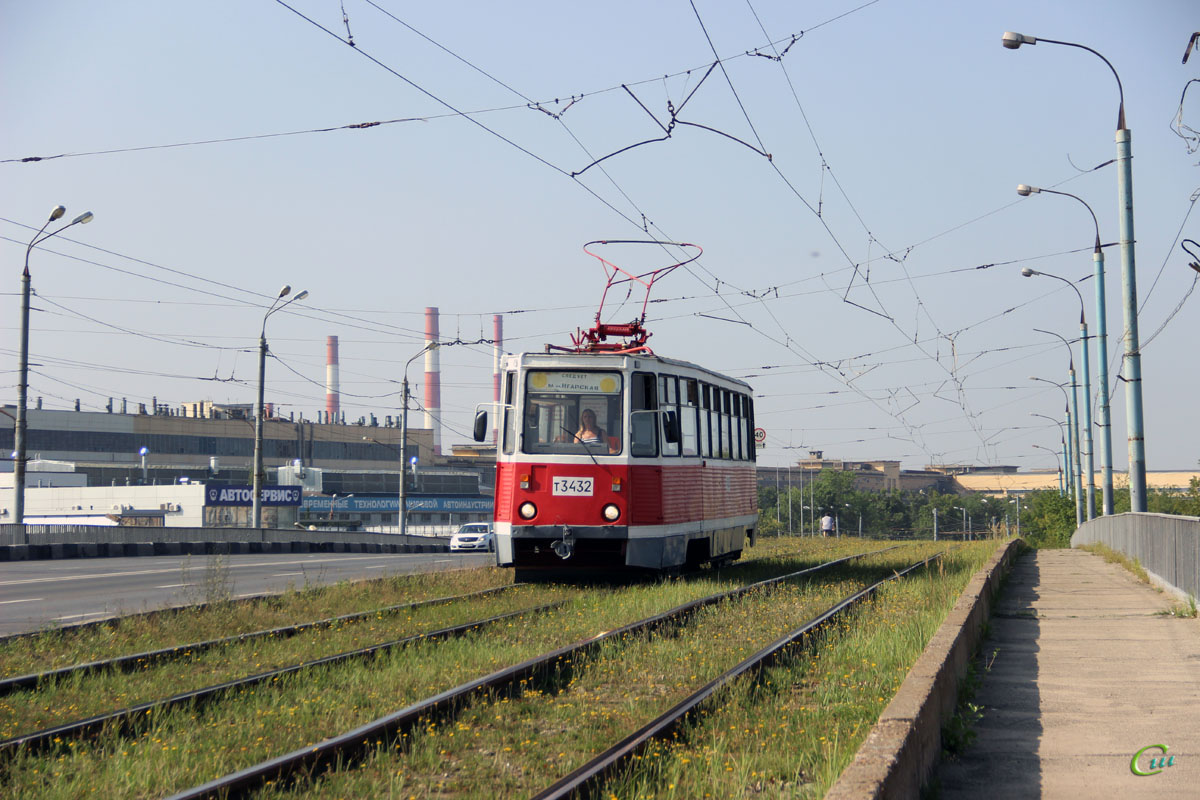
[630,372,659,457]
[681,379,699,457]
[732,391,743,460]
[659,375,680,457]
[699,383,711,458]
[746,395,757,462]
[720,390,733,460]
[502,371,516,455]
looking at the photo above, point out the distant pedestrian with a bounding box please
[820,513,834,537]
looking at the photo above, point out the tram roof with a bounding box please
[504,350,751,391]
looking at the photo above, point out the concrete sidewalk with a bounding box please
[933,548,1200,798]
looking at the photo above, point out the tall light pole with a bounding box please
[13,205,94,525]
[1017,186,1113,515]
[1032,375,1083,525]
[252,285,308,529]
[1002,31,1147,512]
[398,343,437,537]
[1030,435,1066,496]
[953,506,970,539]
[1023,270,1095,519]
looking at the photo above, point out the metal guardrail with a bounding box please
[1072,511,1200,600]
[0,523,451,560]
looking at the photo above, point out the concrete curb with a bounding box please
[0,540,449,561]
[825,538,1023,800]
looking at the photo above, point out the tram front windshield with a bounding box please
[522,370,623,455]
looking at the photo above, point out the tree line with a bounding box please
[757,471,1200,548]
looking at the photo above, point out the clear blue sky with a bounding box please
[2,1,1197,472]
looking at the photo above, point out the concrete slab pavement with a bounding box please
[933,548,1200,799]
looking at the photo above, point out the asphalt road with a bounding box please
[0,551,496,636]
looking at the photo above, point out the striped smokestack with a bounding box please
[424,307,442,455]
[493,315,503,444]
[325,335,340,423]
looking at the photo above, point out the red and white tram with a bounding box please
[473,241,757,578]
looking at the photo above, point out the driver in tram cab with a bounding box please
[571,408,619,453]
[572,408,606,445]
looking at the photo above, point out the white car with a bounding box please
[449,522,495,552]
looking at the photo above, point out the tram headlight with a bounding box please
[602,503,621,522]
[518,501,538,520]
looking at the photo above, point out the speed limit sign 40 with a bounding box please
[753,427,766,448]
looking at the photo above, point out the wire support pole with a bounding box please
[1116,128,1147,511]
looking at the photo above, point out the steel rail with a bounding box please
[0,584,521,697]
[0,601,562,758]
[164,546,900,800]
[531,552,945,799]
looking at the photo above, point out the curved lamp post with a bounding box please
[1002,31,1146,512]
[397,342,438,536]
[1032,374,1083,525]
[1030,413,1069,495]
[252,285,308,529]
[1018,186,1113,515]
[1023,270,1095,520]
[13,205,95,525]
[1030,443,1064,496]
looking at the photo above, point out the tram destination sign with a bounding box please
[529,371,620,394]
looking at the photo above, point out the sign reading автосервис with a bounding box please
[529,371,621,394]
[205,485,302,507]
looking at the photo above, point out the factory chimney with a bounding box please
[424,307,442,455]
[325,336,340,423]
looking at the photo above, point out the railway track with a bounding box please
[531,552,943,799]
[0,601,563,757]
[0,584,521,696]
[157,546,901,799]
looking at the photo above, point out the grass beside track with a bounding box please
[1,537,884,798]
[0,585,573,740]
[596,540,1001,799]
[250,546,939,799]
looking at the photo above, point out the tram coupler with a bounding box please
[551,527,576,560]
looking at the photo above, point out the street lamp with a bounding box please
[1018,186,1112,516]
[139,446,149,485]
[1022,267,1095,519]
[1001,31,1147,512]
[1031,374,1083,526]
[1030,442,1065,496]
[1009,498,1022,538]
[13,205,95,525]
[845,503,862,536]
[1030,412,1070,494]
[252,285,308,529]
[953,506,970,540]
[398,343,438,536]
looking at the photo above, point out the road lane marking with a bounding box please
[0,554,431,587]
[0,598,43,605]
[272,572,304,577]
[155,584,195,589]
[53,612,111,622]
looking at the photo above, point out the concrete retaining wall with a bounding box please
[826,538,1022,800]
[0,523,449,561]
[1071,512,1200,600]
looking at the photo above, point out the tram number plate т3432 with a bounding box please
[552,477,594,496]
